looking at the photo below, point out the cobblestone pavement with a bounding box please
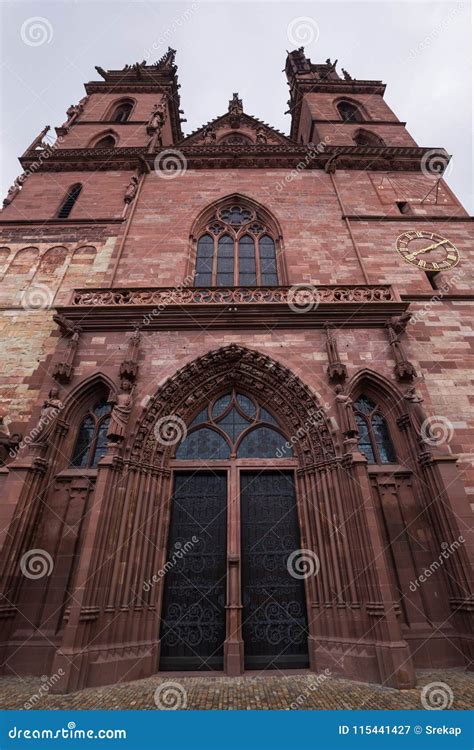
[0,669,472,710]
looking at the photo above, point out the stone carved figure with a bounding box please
[341,68,353,81]
[404,386,428,432]
[202,125,216,143]
[33,387,63,442]
[107,382,133,443]
[0,414,21,465]
[389,312,411,336]
[334,385,359,438]
[3,180,22,208]
[256,127,267,144]
[146,102,166,136]
[124,175,139,205]
[228,93,243,116]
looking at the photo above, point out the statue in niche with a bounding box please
[256,127,267,144]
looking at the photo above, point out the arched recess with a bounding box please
[335,97,368,122]
[129,344,334,464]
[353,128,385,147]
[186,193,288,286]
[88,130,118,148]
[6,247,39,303]
[0,372,118,669]
[347,369,465,665]
[31,246,69,295]
[104,97,135,123]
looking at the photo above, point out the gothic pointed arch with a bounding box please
[89,130,119,148]
[348,369,404,464]
[353,128,385,147]
[128,345,334,465]
[187,194,287,286]
[48,373,117,469]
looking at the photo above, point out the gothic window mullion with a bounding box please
[255,236,262,285]
[211,234,218,286]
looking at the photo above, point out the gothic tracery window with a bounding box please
[175,389,291,459]
[70,398,112,468]
[194,203,279,287]
[336,100,364,123]
[353,395,397,464]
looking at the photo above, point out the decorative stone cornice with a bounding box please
[19,143,448,174]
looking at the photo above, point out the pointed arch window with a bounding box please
[93,134,117,148]
[70,398,112,468]
[175,389,290,460]
[336,100,364,123]
[194,203,280,287]
[57,183,82,219]
[353,129,384,146]
[353,395,396,464]
[110,100,134,123]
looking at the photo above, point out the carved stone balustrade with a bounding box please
[59,284,408,331]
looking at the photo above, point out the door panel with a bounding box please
[160,472,227,670]
[240,471,309,669]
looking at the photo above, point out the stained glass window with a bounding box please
[353,396,396,465]
[71,398,112,468]
[174,390,291,459]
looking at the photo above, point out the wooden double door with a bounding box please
[159,469,309,672]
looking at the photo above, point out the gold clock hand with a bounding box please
[410,240,448,257]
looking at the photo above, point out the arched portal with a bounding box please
[160,387,309,671]
[129,345,335,675]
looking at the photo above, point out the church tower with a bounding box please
[0,48,472,693]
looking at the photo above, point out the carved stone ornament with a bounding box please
[129,345,335,467]
[0,415,22,465]
[386,315,417,382]
[119,328,141,384]
[52,314,82,384]
[325,324,347,383]
[107,381,134,443]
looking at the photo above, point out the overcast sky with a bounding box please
[1,0,472,212]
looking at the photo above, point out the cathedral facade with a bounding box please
[0,48,472,693]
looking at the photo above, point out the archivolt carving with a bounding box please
[128,344,335,465]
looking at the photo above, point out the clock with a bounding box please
[396,230,460,272]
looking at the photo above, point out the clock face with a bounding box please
[396,231,460,272]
